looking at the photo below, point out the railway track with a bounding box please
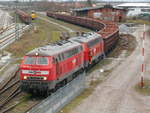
[0,23,15,34]
[0,10,30,50]
[0,23,30,50]
[0,68,22,113]
[0,67,40,113]
[0,10,13,33]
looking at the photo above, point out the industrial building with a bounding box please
[117,3,150,8]
[72,4,127,22]
[117,3,150,20]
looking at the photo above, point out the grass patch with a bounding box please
[135,80,150,96]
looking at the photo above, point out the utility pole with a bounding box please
[87,0,93,7]
[29,0,32,10]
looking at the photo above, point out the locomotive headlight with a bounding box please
[43,77,47,80]
[24,76,27,80]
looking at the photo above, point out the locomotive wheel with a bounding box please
[67,76,73,83]
[51,88,57,93]
[46,90,51,96]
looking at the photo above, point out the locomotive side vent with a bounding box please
[55,40,72,46]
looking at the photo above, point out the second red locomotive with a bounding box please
[70,32,104,68]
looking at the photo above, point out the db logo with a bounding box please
[72,59,76,65]
[93,48,96,53]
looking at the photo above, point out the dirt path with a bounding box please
[71,25,150,113]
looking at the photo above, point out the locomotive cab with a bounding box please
[20,55,55,93]
[20,56,51,81]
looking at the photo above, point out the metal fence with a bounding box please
[27,72,86,113]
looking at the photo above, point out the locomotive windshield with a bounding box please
[24,56,48,65]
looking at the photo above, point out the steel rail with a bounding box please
[0,25,29,49]
[0,68,19,91]
[0,79,20,95]
[0,86,21,110]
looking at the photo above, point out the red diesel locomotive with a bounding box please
[70,32,104,68]
[20,32,104,94]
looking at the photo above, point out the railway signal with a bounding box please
[141,24,146,88]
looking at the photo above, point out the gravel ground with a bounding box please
[0,64,18,83]
[70,25,150,113]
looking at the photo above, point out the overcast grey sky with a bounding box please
[0,0,149,2]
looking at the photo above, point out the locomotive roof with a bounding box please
[26,40,81,56]
[70,32,101,43]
